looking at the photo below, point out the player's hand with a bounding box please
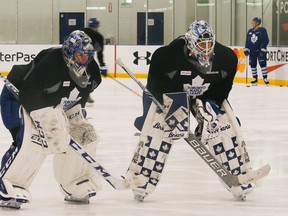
[196,99,224,135]
[259,48,267,58]
[244,48,249,56]
[100,64,107,76]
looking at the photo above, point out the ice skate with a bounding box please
[250,78,258,86]
[87,95,94,103]
[133,189,148,202]
[64,194,94,204]
[0,196,28,209]
[233,194,247,202]
[263,78,269,86]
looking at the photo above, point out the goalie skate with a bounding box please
[133,189,148,202]
[64,194,94,204]
[0,197,28,209]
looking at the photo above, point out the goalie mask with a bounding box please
[62,30,95,88]
[185,20,215,67]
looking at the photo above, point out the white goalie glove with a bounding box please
[195,99,223,138]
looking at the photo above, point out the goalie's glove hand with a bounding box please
[244,48,249,56]
[100,63,107,76]
[196,99,224,135]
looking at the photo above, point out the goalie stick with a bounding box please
[116,58,271,187]
[107,74,141,97]
[0,73,144,190]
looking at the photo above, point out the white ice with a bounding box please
[0,79,287,216]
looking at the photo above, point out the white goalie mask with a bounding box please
[185,20,215,67]
[62,30,95,88]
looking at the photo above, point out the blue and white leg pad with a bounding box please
[126,92,189,196]
[201,100,255,197]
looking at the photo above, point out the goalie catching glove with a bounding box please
[196,99,224,136]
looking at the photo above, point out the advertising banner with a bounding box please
[0,45,287,86]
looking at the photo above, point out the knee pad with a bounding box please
[0,108,47,202]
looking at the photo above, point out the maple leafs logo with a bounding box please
[60,87,81,111]
[183,75,210,98]
[251,33,258,44]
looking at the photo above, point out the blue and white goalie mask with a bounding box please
[62,30,95,88]
[185,20,215,67]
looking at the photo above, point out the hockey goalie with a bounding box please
[0,30,103,209]
[124,20,270,202]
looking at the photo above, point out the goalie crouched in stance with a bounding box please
[127,20,264,202]
[0,30,102,208]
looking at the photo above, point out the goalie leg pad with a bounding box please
[0,108,47,202]
[59,175,99,199]
[127,92,189,197]
[54,105,100,199]
[53,140,101,199]
[200,100,255,197]
[30,106,71,154]
[220,178,255,200]
[0,178,32,202]
[162,93,190,139]
[134,92,189,139]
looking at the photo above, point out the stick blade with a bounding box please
[238,164,271,185]
[116,58,124,67]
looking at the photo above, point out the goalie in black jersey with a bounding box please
[0,30,102,208]
[129,20,269,202]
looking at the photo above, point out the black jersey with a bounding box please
[146,37,238,106]
[8,48,101,113]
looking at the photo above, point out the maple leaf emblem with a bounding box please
[183,75,210,99]
[251,33,258,44]
[151,179,158,184]
[228,151,235,159]
[216,146,223,153]
[142,170,149,176]
[60,87,81,111]
[168,119,176,126]
[155,164,163,171]
[232,169,240,175]
[162,144,170,152]
[149,151,156,158]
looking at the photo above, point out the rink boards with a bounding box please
[0,45,287,86]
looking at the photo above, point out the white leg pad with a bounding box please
[59,174,100,199]
[30,106,71,154]
[0,179,32,201]
[0,108,47,202]
[53,105,100,198]
[53,140,101,198]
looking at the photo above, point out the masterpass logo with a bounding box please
[0,51,35,62]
